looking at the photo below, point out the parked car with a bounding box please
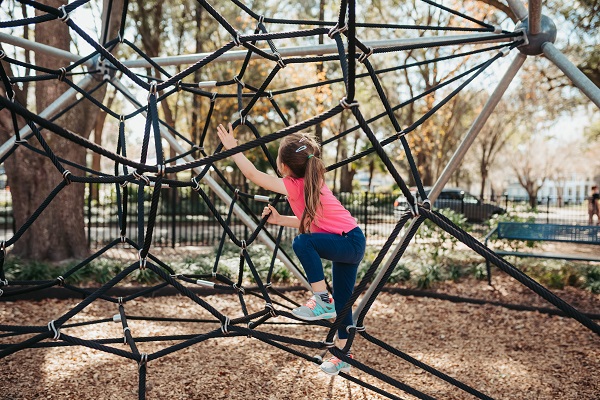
[394,187,505,222]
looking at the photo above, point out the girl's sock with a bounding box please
[314,290,330,303]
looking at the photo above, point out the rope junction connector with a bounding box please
[123,326,131,344]
[409,195,420,218]
[47,320,61,340]
[56,276,65,286]
[258,15,265,25]
[191,176,201,192]
[118,296,124,305]
[358,47,374,63]
[210,92,218,102]
[156,164,165,176]
[339,97,359,109]
[267,90,274,100]
[0,240,6,254]
[138,251,147,270]
[232,283,245,294]
[273,52,286,68]
[422,199,431,210]
[0,279,8,286]
[322,341,335,348]
[233,76,245,88]
[133,170,151,186]
[327,22,348,38]
[62,170,72,185]
[58,67,67,82]
[493,25,503,34]
[346,324,366,334]
[138,353,148,370]
[233,32,243,46]
[120,234,127,243]
[0,50,6,60]
[220,317,231,335]
[117,32,124,43]
[58,5,70,23]
[119,114,126,123]
[499,46,512,57]
[148,81,158,100]
[175,80,183,92]
[265,303,277,317]
[240,113,247,126]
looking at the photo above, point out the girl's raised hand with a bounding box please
[261,204,280,225]
[216,123,238,150]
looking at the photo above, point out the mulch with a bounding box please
[1,272,599,400]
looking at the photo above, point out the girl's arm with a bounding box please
[262,205,300,229]
[217,123,287,195]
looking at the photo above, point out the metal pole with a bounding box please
[528,0,542,35]
[0,32,91,67]
[352,217,421,322]
[506,0,528,21]
[110,78,311,289]
[0,74,98,159]
[352,52,526,322]
[0,31,514,69]
[542,42,600,109]
[429,52,527,202]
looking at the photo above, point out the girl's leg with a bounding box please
[332,260,359,341]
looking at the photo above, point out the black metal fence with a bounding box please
[0,185,594,248]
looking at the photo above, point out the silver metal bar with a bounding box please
[0,31,513,69]
[0,74,97,159]
[352,218,420,323]
[542,42,600,109]
[110,78,311,290]
[506,0,528,21]
[0,32,93,67]
[352,52,527,323]
[528,0,542,35]
[429,52,527,202]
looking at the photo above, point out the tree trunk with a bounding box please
[0,0,122,261]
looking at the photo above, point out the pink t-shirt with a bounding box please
[283,176,358,235]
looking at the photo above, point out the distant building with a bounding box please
[504,175,596,205]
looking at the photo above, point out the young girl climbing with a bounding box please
[216,123,366,376]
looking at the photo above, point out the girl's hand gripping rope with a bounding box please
[216,123,238,150]
[262,204,280,225]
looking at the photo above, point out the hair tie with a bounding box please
[307,154,314,159]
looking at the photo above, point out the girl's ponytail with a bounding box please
[300,153,325,233]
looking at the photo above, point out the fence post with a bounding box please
[87,181,92,247]
[171,187,177,248]
[363,191,369,238]
[546,196,550,224]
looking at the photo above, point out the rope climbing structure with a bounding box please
[0,0,599,399]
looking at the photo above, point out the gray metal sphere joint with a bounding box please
[515,15,557,56]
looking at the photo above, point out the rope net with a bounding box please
[0,1,597,399]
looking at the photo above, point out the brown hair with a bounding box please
[278,133,326,233]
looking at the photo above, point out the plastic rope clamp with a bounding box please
[0,279,8,286]
[358,47,374,63]
[273,52,286,68]
[138,251,147,270]
[191,177,201,191]
[0,50,5,60]
[148,81,158,100]
[493,25,502,34]
[240,113,247,125]
[339,97,359,109]
[58,67,67,82]
[138,353,148,370]
[232,283,245,294]
[346,324,366,333]
[499,46,512,57]
[322,341,335,348]
[258,15,265,25]
[62,170,72,185]
[47,320,61,340]
[113,314,122,322]
[220,317,231,335]
[56,276,65,286]
[422,199,431,210]
[123,326,131,344]
[58,5,70,23]
[265,303,277,317]
[233,32,243,46]
[196,279,215,288]
[210,92,218,102]
[156,164,165,176]
[409,194,420,218]
[327,22,348,38]
[133,171,151,186]
[175,80,182,92]
[118,296,124,305]
[117,32,124,43]
[233,76,245,88]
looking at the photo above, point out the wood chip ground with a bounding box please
[1,274,599,400]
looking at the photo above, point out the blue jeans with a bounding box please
[292,226,366,339]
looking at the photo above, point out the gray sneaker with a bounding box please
[292,295,336,321]
[320,355,353,376]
